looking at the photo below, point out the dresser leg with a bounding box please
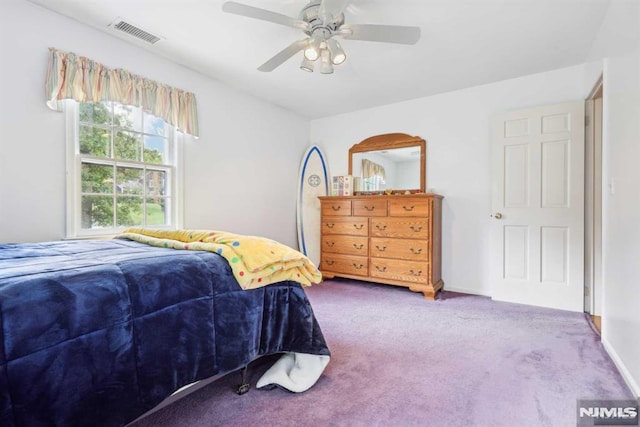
[422,289,437,300]
[410,280,443,300]
[409,285,436,300]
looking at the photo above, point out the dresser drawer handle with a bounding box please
[325,223,335,229]
[375,265,387,272]
[409,269,423,276]
[353,243,364,250]
[352,263,364,270]
[376,245,387,251]
[409,247,423,254]
[409,225,423,232]
[326,241,335,247]
[364,205,375,211]
[375,224,387,231]
[353,224,364,230]
[403,205,415,211]
[325,260,335,265]
[331,205,341,211]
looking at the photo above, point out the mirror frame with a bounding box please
[348,133,426,193]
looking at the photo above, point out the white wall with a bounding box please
[311,65,587,296]
[395,159,421,190]
[0,0,309,247]
[586,0,640,398]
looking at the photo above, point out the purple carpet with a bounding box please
[130,279,632,427]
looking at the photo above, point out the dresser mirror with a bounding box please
[348,133,426,194]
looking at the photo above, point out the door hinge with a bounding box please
[584,285,590,296]
[585,116,590,127]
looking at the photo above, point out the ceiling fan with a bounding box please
[221,0,421,74]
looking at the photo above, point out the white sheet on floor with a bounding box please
[256,352,330,393]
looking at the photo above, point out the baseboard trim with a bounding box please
[601,337,640,398]
[442,285,491,297]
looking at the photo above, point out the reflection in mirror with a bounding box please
[352,147,422,191]
[348,133,426,193]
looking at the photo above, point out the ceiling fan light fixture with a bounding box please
[304,35,322,61]
[303,47,319,61]
[221,1,422,72]
[327,39,346,65]
[319,49,334,74]
[300,56,315,72]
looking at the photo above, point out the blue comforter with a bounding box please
[0,239,329,426]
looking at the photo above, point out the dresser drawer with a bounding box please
[321,254,368,276]
[322,217,368,236]
[321,199,352,216]
[370,258,428,284]
[352,199,387,217]
[371,218,429,239]
[389,198,430,217]
[322,236,368,256]
[370,238,429,261]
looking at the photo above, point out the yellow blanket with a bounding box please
[115,228,322,290]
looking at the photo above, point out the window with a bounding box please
[66,101,183,238]
[361,159,387,191]
[362,174,386,191]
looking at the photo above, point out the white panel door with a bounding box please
[491,101,584,311]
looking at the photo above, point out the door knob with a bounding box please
[493,212,503,219]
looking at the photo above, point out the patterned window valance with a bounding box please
[362,159,386,180]
[45,47,199,137]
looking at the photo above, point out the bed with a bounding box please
[0,234,330,426]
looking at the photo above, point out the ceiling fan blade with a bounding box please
[222,2,308,30]
[318,0,350,22]
[340,24,421,45]
[258,39,308,72]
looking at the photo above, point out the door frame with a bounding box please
[584,76,604,318]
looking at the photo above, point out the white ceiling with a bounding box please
[28,0,610,119]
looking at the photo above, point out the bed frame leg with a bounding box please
[235,366,250,395]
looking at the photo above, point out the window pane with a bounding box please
[146,197,168,226]
[79,102,111,125]
[114,131,142,161]
[144,112,168,136]
[113,104,142,131]
[144,135,166,164]
[81,195,114,229]
[81,163,113,193]
[116,196,143,227]
[116,166,144,195]
[145,170,167,197]
[74,101,177,235]
[80,125,111,157]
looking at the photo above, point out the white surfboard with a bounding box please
[297,145,329,267]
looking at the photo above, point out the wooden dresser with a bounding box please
[318,193,443,300]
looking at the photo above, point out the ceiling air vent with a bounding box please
[109,19,162,44]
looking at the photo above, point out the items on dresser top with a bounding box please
[319,194,443,300]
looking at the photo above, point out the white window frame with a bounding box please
[64,100,184,239]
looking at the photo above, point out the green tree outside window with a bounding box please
[79,102,170,229]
